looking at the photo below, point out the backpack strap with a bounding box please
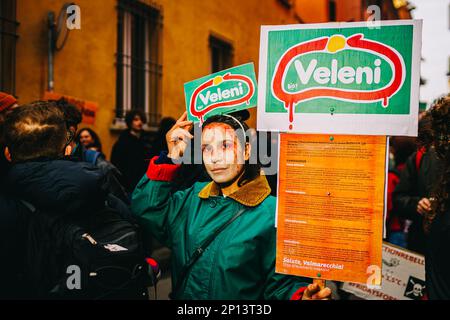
[84,149,101,165]
[169,206,247,299]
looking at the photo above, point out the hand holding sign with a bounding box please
[166,112,193,160]
[302,283,332,300]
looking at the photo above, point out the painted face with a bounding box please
[201,123,249,185]
[79,130,94,147]
[132,115,143,132]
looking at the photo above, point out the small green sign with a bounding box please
[184,63,258,123]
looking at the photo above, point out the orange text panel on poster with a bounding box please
[276,133,386,285]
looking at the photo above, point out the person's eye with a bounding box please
[202,145,212,153]
[223,141,233,149]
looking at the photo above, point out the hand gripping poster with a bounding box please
[257,20,422,136]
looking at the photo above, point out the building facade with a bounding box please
[1,0,411,156]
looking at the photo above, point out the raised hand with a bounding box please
[166,112,194,160]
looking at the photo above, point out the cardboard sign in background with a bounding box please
[342,242,426,300]
[257,20,422,136]
[184,63,258,123]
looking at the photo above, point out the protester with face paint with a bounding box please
[132,111,332,300]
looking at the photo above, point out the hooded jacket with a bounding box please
[5,159,109,217]
[3,158,132,297]
[132,156,310,300]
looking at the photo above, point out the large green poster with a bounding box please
[257,20,422,136]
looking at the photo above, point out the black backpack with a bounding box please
[21,200,151,300]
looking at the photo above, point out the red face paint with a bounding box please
[201,123,245,185]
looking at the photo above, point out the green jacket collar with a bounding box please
[198,174,271,207]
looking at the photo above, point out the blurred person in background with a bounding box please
[393,113,445,254]
[111,109,152,195]
[76,127,103,153]
[386,136,417,248]
[0,92,18,178]
[148,117,176,159]
[421,94,450,299]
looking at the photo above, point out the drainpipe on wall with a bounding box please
[48,11,56,92]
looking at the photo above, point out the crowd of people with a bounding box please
[385,95,449,299]
[0,89,448,300]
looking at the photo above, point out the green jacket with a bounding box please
[131,159,310,299]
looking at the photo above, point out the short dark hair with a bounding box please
[55,98,82,130]
[125,109,147,129]
[157,117,176,136]
[3,101,68,162]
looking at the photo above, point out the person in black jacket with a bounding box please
[0,191,29,299]
[2,102,134,298]
[0,93,29,299]
[392,148,444,254]
[111,110,152,194]
[392,113,445,254]
[422,95,450,300]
